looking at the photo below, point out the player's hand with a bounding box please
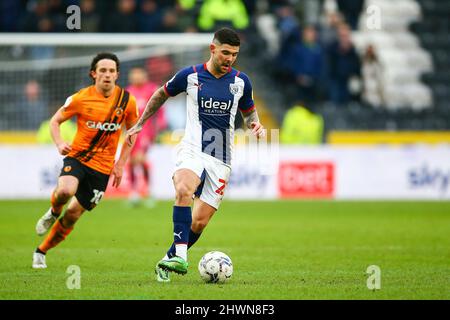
[250,122,265,139]
[56,142,72,155]
[126,123,142,146]
[111,164,124,188]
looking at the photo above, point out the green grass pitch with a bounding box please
[0,199,448,300]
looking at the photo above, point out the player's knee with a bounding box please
[55,187,75,201]
[175,184,194,202]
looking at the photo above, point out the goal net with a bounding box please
[0,33,212,132]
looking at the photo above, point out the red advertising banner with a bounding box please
[278,162,335,198]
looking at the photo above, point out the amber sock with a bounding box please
[37,219,73,254]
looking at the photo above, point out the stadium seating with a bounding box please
[410,0,450,118]
[246,0,448,131]
[353,0,433,110]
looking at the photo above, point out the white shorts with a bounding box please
[173,144,231,210]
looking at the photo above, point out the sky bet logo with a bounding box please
[86,121,121,131]
[408,164,450,194]
[200,97,232,114]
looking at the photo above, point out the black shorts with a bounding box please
[60,157,110,211]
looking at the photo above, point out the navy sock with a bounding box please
[173,206,192,245]
[188,229,201,248]
[166,229,202,258]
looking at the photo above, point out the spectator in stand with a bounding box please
[47,0,66,31]
[19,0,65,32]
[274,5,301,82]
[79,0,100,32]
[301,0,324,25]
[197,0,250,32]
[336,0,364,30]
[137,0,164,33]
[20,1,57,69]
[101,0,137,33]
[290,25,324,104]
[161,8,180,33]
[319,10,345,48]
[361,44,385,108]
[318,10,345,100]
[280,101,324,145]
[172,1,199,33]
[20,0,52,32]
[276,4,301,49]
[16,80,49,130]
[326,23,361,105]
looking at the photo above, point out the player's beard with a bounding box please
[215,61,229,74]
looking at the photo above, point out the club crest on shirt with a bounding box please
[229,83,240,95]
[115,108,123,116]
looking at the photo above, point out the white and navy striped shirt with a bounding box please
[164,63,255,165]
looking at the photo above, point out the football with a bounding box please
[198,251,233,283]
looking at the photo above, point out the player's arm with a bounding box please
[112,95,140,188]
[238,73,265,139]
[126,87,169,142]
[111,120,138,188]
[241,109,265,139]
[49,107,73,155]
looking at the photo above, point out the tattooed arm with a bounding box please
[126,86,169,141]
[241,109,265,139]
[132,87,169,132]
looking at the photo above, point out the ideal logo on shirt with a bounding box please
[200,97,232,114]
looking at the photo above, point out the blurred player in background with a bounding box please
[126,67,167,206]
[32,52,138,269]
[127,28,265,282]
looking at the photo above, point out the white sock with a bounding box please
[175,244,187,261]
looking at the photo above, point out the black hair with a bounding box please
[89,52,120,80]
[213,27,241,47]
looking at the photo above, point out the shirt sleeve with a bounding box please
[237,72,256,113]
[60,92,80,118]
[164,66,194,97]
